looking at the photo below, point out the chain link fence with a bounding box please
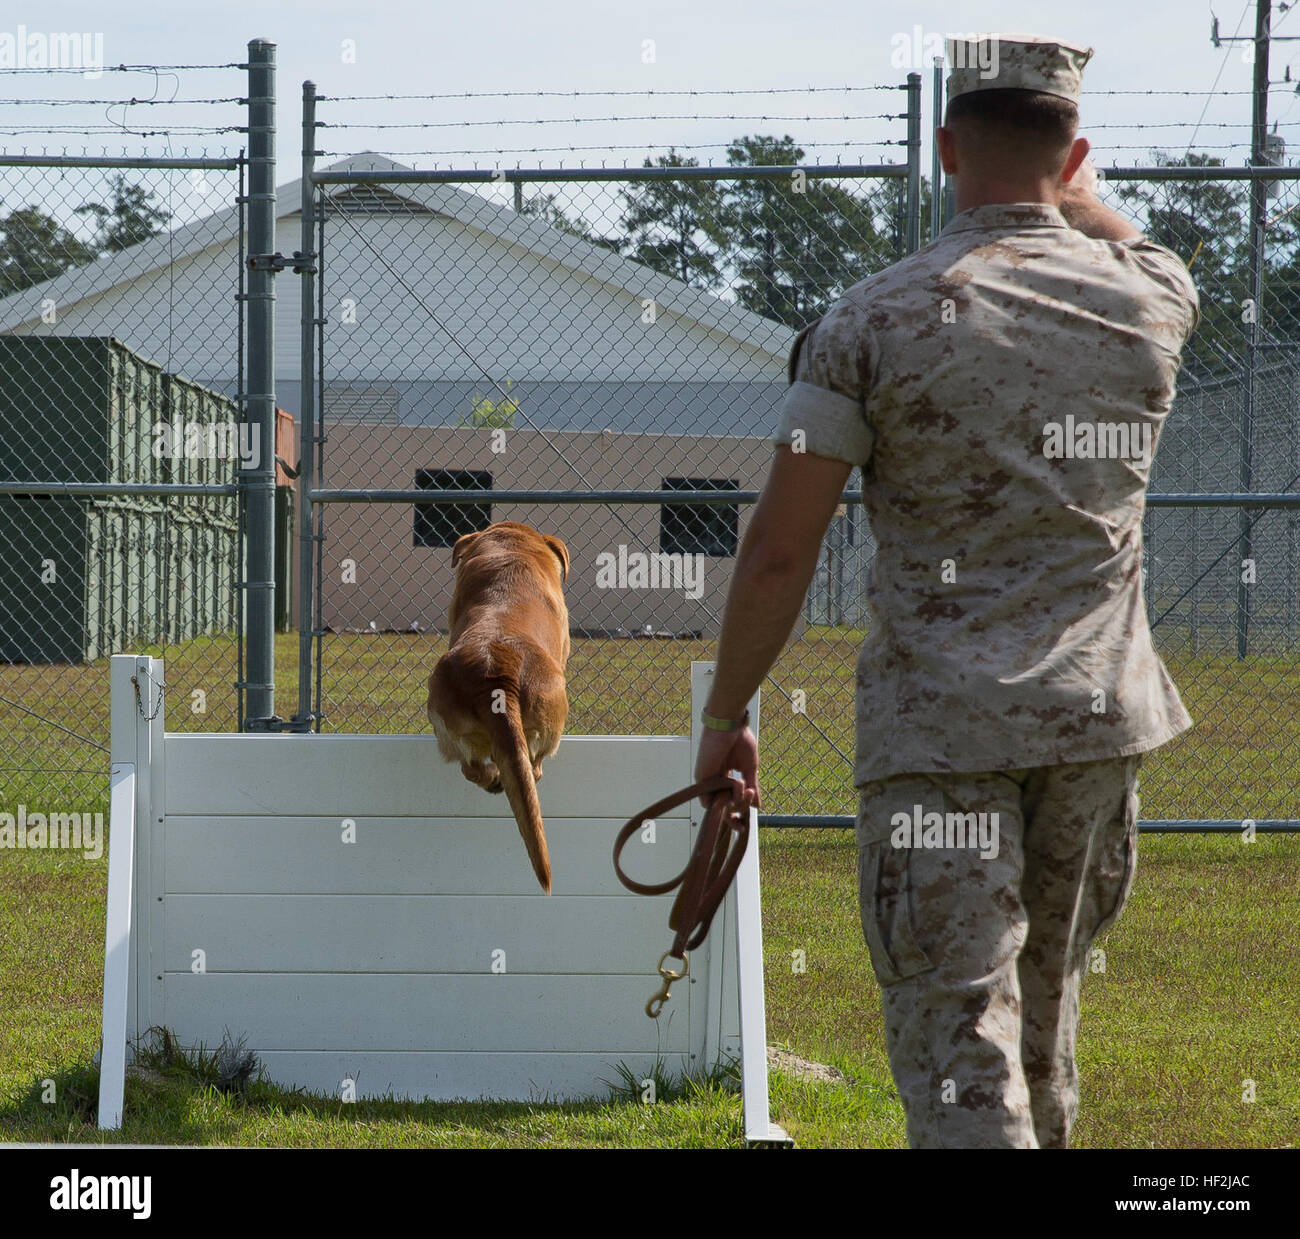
[0,95,250,813]
[795,165,1300,822]
[4,60,1297,830]
[298,80,921,819]
[300,98,1300,824]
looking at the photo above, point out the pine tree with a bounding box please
[75,173,171,253]
[617,150,725,289]
[0,203,98,294]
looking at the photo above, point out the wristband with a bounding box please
[700,708,750,732]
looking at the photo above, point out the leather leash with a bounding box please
[612,774,751,1018]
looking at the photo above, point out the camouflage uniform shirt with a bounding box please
[774,202,1199,784]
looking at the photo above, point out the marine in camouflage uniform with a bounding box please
[771,35,1199,1147]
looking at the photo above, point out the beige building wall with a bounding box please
[316,424,797,639]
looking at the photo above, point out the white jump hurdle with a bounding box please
[100,654,789,1144]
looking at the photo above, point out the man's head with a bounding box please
[936,34,1093,204]
[940,87,1082,181]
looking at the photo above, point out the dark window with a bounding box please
[414,469,492,548]
[660,477,739,557]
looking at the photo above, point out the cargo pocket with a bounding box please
[858,841,936,986]
[1093,784,1139,939]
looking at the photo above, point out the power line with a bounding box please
[1190,1,1256,155]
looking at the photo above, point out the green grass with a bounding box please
[1,821,1296,1147]
[5,627,1300,820]
[2,629,1299,1145]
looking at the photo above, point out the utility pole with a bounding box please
[1213,1,1272,658]
[1241,0,1269,661]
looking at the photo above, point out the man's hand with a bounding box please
[1059,157,1141,241]
[694,723,759,810]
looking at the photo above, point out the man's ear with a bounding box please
[544,535,569,582]
[936,125,959,176]
[451,529,484,569]
[1059,135,1092,185]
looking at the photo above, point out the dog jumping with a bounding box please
[426,521,571,892]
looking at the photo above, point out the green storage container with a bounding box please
[0,336,164,485]
[0,338,242,663]
[0,496,87,662]
[160,372,243,492]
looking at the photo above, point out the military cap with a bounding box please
[945,33,1093,105]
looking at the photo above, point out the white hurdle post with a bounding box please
[99,654,161,1130]
[690,662,791,1146]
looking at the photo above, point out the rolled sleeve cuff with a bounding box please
[773,380,873,465]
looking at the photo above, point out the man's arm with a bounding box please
[694,444,852,799]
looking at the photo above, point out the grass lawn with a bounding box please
[1,629,1298,1145]
[8,625,1296,820]
[1,822,1296,1147]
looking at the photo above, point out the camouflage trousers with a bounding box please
[855,753,1143,1149]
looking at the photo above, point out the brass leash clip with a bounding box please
[646,950,689,1019]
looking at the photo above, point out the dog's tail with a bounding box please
[487,689,553,894]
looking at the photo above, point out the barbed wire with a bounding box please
[318,112,903,129]
[1086,119,1300,129]
[0,97,245,106]
[321,86,904,101]
[1084,87,1288,95]
[1094,142,1258,151]
[0,62,244,74]
[317,140,907,158]
[0,125,244,137]
[317,86,1298,105]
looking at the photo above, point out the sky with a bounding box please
[1,0,1297,176]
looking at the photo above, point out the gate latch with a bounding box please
[247,251,317,274]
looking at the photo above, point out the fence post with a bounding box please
[294,79,318,730]
[904,72,922,253]
[930,58,943,241]
[243,37,278,727]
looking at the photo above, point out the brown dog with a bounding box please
[426,521,570,893]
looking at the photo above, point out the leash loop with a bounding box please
[613,773,751,1018]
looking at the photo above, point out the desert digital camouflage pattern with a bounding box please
[945,33,1094,105]
[855,753,1143,1148]
[775,201,1199,786]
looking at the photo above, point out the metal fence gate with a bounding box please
[292,78,923,822]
